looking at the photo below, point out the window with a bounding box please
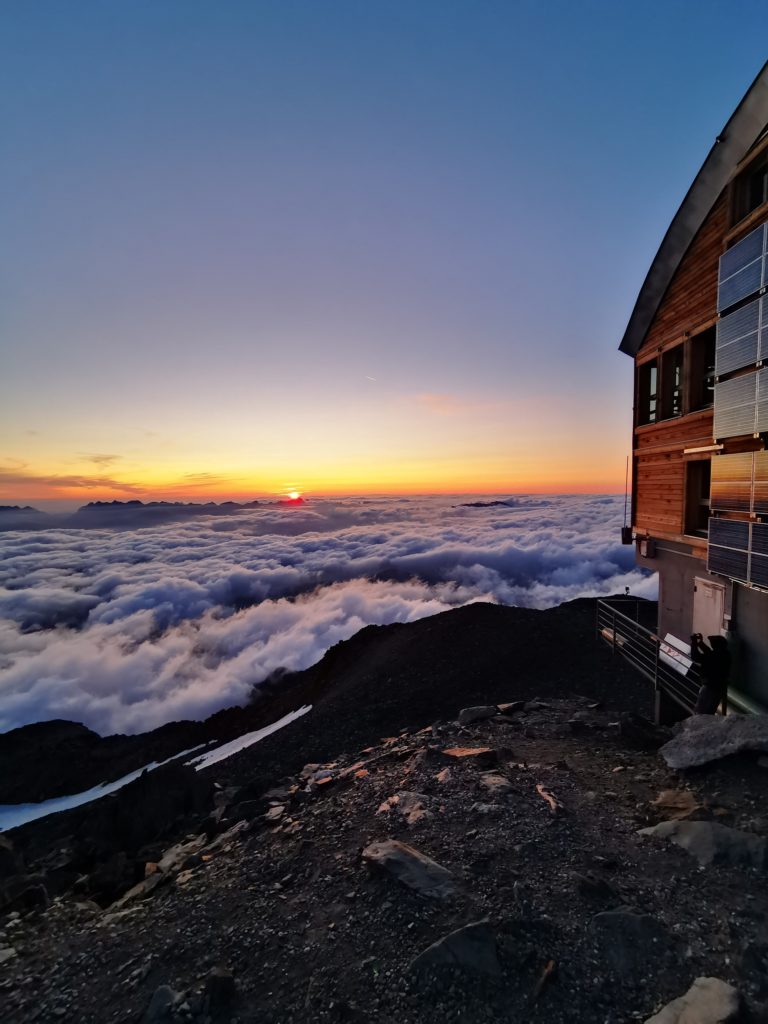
[733,148,768,224]
[689,327,716,410]
[661,345,683,418]
[637,359,658,424]
[685,460,711,537]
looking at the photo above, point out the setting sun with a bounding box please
[288,491,301,500]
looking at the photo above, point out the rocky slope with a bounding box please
[3,597,767,1022]
[3,693,768,1022]
[0,598,648,804]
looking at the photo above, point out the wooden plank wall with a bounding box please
[632,193,728,537]
[637,193,727,361]
[634,411,714,535]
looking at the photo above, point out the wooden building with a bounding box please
[620,63,768,716]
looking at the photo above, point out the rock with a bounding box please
[442,747,497,768]
[639,821,767,870]
[265,805,285,823]
[157,835,206,874]
[458,706,498,726]
[111,870,165,910]
[204,966,236,1017]
[435,768,452,784]
[470,802,502,817]
[377,792,432,824]
[619,712,671,750]
[0,946,17,965]
[478,772,512,798]
[589,910,669,977]
[397,792,432,825]
[143,984,179,1022]
[659,714,768,769]
[644,977,744,1023]
[409,919,501,976]
[497,701,526,714]
[362,840,457,900]
[651,789,703,821]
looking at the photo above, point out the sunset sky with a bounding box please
[2,2,766,506]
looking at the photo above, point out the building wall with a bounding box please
[636,193,728,361]
[731,587,768,708]
[631,189,768,711]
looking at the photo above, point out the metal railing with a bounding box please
[596,598,701,713]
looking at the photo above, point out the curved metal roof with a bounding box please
[619,62,768,357]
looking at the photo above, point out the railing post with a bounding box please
[653,635,660,691]
[612,608,617,655]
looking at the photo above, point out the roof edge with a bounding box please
[619,62,768,358]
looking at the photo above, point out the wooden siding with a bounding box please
[634,411,714,535]
[637,193,728,360]
[632,191,729,539]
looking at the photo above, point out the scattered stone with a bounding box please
[362,840,457,900]
[111,871,164,910]
[458,706,498,726]
[378,792,432,824]
[434,768,452,784]
[409,920,501,976]
[644,976,744,1023]
[265,805,285,823]
[442,747,497,768]
[497,700,526,714]
[0,946,17,965]
[157,835,206,874]
[396,791,432,825]
[478,772,512,798]
[651,789,703,821]
[470,802,502,817]
[589,910,669,977]
[639,820,767,870]
[143,984,179,1022]
[659,714,768,769]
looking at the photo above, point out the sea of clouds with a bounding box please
[0,495,657,736]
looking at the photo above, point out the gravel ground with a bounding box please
[3,696,768,1024]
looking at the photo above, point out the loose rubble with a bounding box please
[2,694,767,1023]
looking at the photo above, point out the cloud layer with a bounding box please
[0,495,656,735]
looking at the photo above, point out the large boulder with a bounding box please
[362,840,458,900]
[659,715,768,769]
[639,820,767,871]
[458,706,498,726]
[644,977,743,1023]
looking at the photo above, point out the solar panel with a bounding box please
[749,553,768,589]
[708,517,750,550]
[716,298,760,375]
[754,453,768,516]
[707,545,749,581]
[714,372,758,439]
[752,522,768,557]
[757,368,768,434]
[717,221,767,312]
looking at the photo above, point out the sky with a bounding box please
[2,1,766,505]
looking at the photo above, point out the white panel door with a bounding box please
[692,578,725,639]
